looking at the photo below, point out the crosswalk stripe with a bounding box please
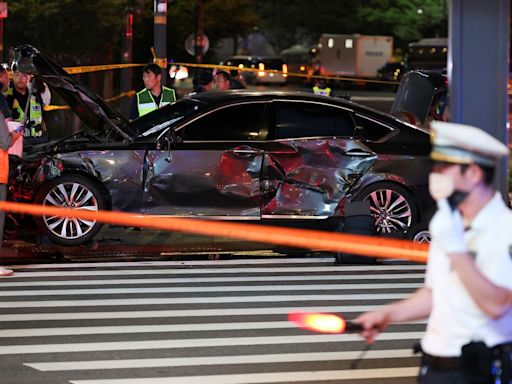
[0,273,425,287]
[69,367,419,384]
[26,349,418,371]
[3,260,427,383]
[0,283,422,296]
[9,258,338,269]
[0,320,427,338]
[6,265,426,277]
[0,321,297,337]
[0,293,410,308]
[0,305,383,321]
[0,332,425,355]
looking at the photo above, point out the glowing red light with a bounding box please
[288,312,346,333]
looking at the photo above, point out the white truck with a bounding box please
[313,34,393,79]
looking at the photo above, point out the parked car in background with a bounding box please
[221,55,259,85]
[254,56,288,84]
[221,55,288,85]
[10,45,434,246]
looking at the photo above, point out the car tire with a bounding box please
[353,182,418,237]
[34,175,107,246]
[406,222,431,243]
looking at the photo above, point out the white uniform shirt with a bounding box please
[421,193,512,357]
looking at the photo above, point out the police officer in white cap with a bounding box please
[355,121,512,384]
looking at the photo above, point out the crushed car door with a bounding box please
[143,101,268,218]
[261,100,377,218]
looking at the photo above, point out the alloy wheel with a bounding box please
[365,189,413,234]
[42,182,99,239]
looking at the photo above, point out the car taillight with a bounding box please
[258,63,265,77]
[282,63,288,78]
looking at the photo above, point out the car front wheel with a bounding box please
[353,182,417,237]
[34,175,107,246]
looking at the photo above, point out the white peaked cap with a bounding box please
[430,121,509,167]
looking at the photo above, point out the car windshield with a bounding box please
[135,99,204,139]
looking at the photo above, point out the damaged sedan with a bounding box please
[8,45,433,246]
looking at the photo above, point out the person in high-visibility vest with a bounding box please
[129,63,176,120]
[5,66,51,145]
[312,78,332,96]
[0,65,23,276]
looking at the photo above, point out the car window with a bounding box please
[136,99,202,139]
[353,114,393,142]
[275,102,355,139]
[182,103,267,141]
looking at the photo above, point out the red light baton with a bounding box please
[288,312,363,334]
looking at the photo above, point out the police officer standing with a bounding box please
[356,121,512,384]
[129,63,176,120]
[5,65,50,145]
[312,78,332,96]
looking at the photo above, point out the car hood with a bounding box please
[13,45,136,141]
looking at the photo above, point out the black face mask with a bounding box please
[447,190,469,210]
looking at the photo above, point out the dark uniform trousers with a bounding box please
[417,343,512,384]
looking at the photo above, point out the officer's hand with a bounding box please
[429,199,467,254]
[354,310,390,344]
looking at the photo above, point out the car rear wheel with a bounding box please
[406,222,431,243]
[353,182,417,237]
[34,175,107,246]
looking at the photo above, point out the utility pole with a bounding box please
[194,0,205,63]
[154,0,168,83]
[120,9,134,116]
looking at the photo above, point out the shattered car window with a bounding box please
[134,100,202,139]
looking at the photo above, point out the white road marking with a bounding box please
[0,293,409,308]
[0,283,421,296]
[0,319,426,338]
[0,306,429,322]
[0,305,381,321]
[0,265,425,278]
[69,367,418,383]
[0,332,425,355]
[0,273,425,287]
[26,349,418,371]
[7,258,337,269]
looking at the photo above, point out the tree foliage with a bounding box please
[3,0,446,64]
[5,0,126,65]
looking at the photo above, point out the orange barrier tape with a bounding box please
[63,63,144,75]
[44,90,136,112]
[171,62,399,86]
[0,201,428,263]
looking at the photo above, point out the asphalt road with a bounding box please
[0,256,425,384]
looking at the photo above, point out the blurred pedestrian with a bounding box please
[5,64,51,145]
[355,121,512,384]
[214,70,231,91]
[229,70,247,89]
[190,71,213,94]
[0,103,23,276]
[130,63,176,120]
[312,78,332,96]
[0,64,13,121]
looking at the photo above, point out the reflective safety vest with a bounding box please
[0,149,8,184]
[313,86,332,96]
[4,88,45,138]
[136,87,176,117]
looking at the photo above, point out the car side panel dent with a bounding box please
[262,139,377,216]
